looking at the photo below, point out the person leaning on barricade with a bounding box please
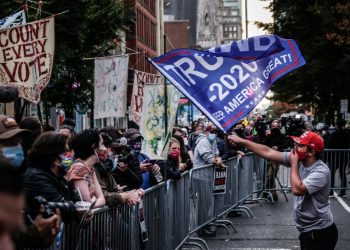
[172,134,193,170]
[228,131,338,250]
[107,130,144,191]
[193,124,225,237]
[122,129,163,190]
[66,129,106,208]
[94,131,144,207]
[160,138,189,181]
[23,132,92,224]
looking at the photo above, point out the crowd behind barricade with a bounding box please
[0,113,349,249]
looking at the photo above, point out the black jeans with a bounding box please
[299,223,338,250]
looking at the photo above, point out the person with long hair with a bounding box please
[66,129,105,208]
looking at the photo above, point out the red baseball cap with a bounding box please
[290,131,324,152]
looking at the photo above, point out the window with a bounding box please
[223,25,238,38]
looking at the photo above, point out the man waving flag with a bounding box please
[150,35,305,132]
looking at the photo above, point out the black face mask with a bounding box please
[271,128,281,134]
[234,128,244,137]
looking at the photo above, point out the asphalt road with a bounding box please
[184,191,350,250]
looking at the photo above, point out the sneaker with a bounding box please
[197,228,216,237]
[339,192,346,198]
[227,211,242,217]
[272,193,279,202]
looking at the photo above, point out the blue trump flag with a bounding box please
[150,35,305,132]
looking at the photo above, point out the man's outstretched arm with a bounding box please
[227,135,284,163]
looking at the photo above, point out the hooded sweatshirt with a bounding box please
[193,133,219,168]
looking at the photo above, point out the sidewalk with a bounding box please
[190,193,350,250]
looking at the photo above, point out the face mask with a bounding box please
[95,147,109,162]
[1,145,24,168]
[169,149,180,159]
[296,149,308,160]
[130,142,142,154]
[234,129,244,137]
[271,128,280,134]
[59,153,74,172]
[208,133,216,142]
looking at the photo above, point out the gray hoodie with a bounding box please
[193,133,219,168]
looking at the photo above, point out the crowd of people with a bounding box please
[0,113,348,249]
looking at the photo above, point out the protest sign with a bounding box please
[212,167,228,194]
[150,35,306,131]
[0,17,55,103]
[130,70,162,125]
[94,55,129,119]
[139,84,181,159]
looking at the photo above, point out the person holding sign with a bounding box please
[228,131,338,250]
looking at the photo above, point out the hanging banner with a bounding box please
[0,17,55,103]
[150,35,306,132]
[0,10,26,30]
[94,55,129,119]
[140,84,181,159]
[130,70,162,125]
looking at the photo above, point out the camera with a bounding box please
[34,196,73,218]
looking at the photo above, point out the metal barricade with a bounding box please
[143,182,167,250]
[171,172,191,249]
[323,149,350,195]
[21,154,273,250]
[189,165,215,233]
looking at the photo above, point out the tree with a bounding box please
[256,0,350,124]
[0,0,132,118]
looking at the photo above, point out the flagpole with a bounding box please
[163,33,168,135]
[14,0,29,123]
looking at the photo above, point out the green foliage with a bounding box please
[0,0,132,117]
[255,0,350,123]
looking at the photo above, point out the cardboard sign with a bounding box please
[212,167,227,194]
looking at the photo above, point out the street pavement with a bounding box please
[185,192,350,250]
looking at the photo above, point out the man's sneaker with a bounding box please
[339,192,346,198]
[329,191,334,198]
[197,228,216,237]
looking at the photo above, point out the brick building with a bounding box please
[126,0,158,74]
[164,20,190,52]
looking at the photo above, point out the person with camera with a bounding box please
[109,135,144,191]
[122,129,162,190]
[0,163,62,250]
[23,132,80,223]
[94,132,144,207]
[228,131,338,249]
[66,129,106,208]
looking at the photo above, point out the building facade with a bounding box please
[164,0,243,49]
[127,0,158,74]
[219,0,243,44]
